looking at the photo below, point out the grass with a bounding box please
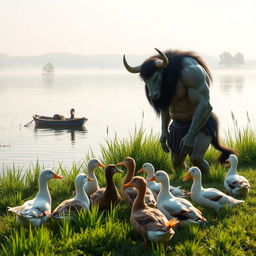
[0,127,255,256]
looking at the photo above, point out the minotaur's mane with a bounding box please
[140,50,212,115]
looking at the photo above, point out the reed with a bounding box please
[0,126,255,255]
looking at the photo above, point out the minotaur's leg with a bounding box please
[189,132,212,174]
[171,153,187,172]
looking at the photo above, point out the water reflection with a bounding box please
[219,74,244,92]
[1,69,255,169]
[42,74,55,87]
[34,126,88,144]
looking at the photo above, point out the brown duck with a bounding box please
[117,157,156,207]
[123,176,178,245]
[90,164,123,210]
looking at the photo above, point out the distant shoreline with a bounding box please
[1,52,256,70]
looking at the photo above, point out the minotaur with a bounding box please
[123,48,235,174]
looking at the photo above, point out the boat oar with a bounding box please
[24,119,34,127]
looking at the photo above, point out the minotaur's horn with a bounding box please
[123,55,142,73]
[154,48,169,68]
[123,48,168,73]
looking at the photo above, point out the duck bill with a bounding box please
[88,177,94,182]
[123,181,133,187]
[53,173,63,179]
[183,173,192,181]
[116,161,125,167]
[97,162,105,167]
[137,168,144,174]
[147,176,156,182]
[115,168,123,174]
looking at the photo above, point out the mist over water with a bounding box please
[0,68,255,170]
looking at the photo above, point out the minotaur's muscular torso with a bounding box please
[169,84,196,121]
[167,57,211,122]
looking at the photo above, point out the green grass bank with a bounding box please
[0,127,255,256]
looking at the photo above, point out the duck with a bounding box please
[138,162,189,200]
[90,164,123,210]
[149,170,206,225]
[117,157,156,207]
[8,169,63,226]
[184,166,244,215]
[123,176,178,245]
[51,174,93,219]
[224,154,250,198]
[84,158,105,197]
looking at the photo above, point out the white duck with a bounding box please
[224,154,250,198]
[184,167,244,215]
[8,169,62,226]
[51,174,93,219]
[138,163,189,200]
[149,170,207,225]
[84,159,105,197]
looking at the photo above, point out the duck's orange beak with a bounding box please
[137,168,144,173]
[97,162,105,167]
[88,177,94,182]
[53,173,63,179]
[147,176,156,182]
[117,161,125,167]
[183,173,192,181]
[123,181,133,187]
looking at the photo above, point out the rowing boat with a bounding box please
[33,114,87,127]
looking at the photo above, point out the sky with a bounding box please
[1,0,256,59]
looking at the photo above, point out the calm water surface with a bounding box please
[0,68,256,170]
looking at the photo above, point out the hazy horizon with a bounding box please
[1,0,255,59]
[2,53,256,71]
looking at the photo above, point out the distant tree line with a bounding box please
[219,52,244,67]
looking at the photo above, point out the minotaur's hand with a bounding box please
[160,131,170,153]
[179,134,195,157]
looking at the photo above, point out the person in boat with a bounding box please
[52,108,75,120]
[52,114,65,120]
[70,108,75,119]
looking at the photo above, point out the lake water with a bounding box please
[0,68,256,171]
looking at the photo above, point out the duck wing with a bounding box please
[226,175,250,189]
[162,199,192,220]
[90,188,105,203]
[170,186,190,198]
[145,189,157,207]
[11,206,50,219]
[132,208,171,232]
[201,188,227,202]
[51,199,86,218]
[176,197,203,215]
[202,188,244,205]
[8,199,50,218]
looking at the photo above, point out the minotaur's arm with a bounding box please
[179,63,212,157]
[160,108,171,153]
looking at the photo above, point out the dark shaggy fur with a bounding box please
[139,50,212,115]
